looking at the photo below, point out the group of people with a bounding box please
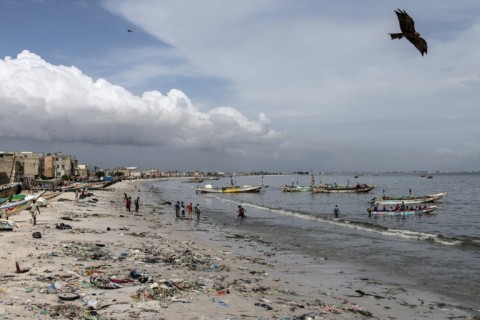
[174,201,200,220]
[124,193,140,213]
[371,203,428,212]
[173,201,247,220]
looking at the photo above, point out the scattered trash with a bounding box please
[56,222,72,230]
[130,269,150,283]
[355,289,385,299]
[15,261,30,273]
[255,301,273,311]
[58,292,80,301]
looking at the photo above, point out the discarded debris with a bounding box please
[15,261,30,273]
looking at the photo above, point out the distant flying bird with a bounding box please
[127,29,133,32]
[389,9,428,56]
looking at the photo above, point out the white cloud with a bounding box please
[0,51,283,153]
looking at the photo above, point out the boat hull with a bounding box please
[372,192,447,206]
[369,206,437,216]
[0,183,22,198]
[312,184,375,193]
[282,186,312,192]
[196,185,262,194]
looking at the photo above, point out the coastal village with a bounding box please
[1,150,179,187]
[0,150,277,190]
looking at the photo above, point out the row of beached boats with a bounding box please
[0,190,56,230]
[0,179,117,230]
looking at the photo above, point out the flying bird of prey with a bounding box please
[389,9,427,56]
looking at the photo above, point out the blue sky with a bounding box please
[0,0,479,172]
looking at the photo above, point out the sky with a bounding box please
[0,0,479,173]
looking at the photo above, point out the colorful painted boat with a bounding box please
[0,183,22,199]
[196,184,262,194]
[312,183,375,193]
[371,192,447,206]
[368,205,437,216]
[0,191,45,217]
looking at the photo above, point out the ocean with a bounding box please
[142,173,480,314]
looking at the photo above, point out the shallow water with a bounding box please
[143,173,480,314]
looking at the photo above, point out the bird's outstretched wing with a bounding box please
[405,34,428,56]
[395,9,416,34]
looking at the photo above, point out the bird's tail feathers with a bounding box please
[389,33,403,40]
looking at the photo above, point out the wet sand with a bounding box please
[0,180,476,319]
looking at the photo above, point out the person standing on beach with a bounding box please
[334,205,340,218]
[126,197,132,212]
[181,202,185,218]
[30,199,40,225]
[194,204,200,220]
[175,201,180,217]
[187,203,193,220]
[134,197,140,213]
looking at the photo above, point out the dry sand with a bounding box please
[0,180,476,319]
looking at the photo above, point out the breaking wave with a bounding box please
[224,197,480,250]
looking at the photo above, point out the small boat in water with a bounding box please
[196,184,263,194]
[371,192,447,206]
[282,172,314,192]
[282,185,312,192]
[312,183,375,193]
[368,205,437,216]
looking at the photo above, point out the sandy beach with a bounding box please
[0,180,476,320]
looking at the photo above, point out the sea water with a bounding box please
[143,173,480,313]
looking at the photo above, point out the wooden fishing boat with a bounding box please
[282,185,312,192]
[371,192,447,206]
[282,173,314,192]
[0,183,22,198]
[196,184,262,194]
[368,205,437,216]
[312,183,375,193]
[0,191,45,218]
